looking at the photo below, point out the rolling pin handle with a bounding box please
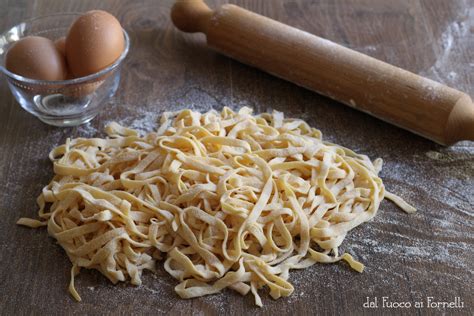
[446,95,474,144]
[171,0,212,33]
[171,0,474,145]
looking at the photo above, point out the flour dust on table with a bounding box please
[17,107,415,306]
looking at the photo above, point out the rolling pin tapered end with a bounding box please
[171,0,212,33]
[445,94,474,145]
[170,0,474,146]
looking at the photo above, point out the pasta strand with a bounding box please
[17,107,415,305]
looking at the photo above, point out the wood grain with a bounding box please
[0,1,472,315]
[172,1,474,145]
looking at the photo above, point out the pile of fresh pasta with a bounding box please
[18,107,415,306]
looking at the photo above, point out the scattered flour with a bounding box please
[75,122,99,138]
[124,113,160,134]
[61,4,473,308]
[419,7,473,95]
[426,150,442,160]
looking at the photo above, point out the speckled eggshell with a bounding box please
[5,36,67,81]
[66,10,124,78]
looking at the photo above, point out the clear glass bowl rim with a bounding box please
[0,12,130,85]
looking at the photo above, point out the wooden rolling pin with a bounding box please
[171,0,474,145]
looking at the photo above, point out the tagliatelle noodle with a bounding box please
[17,107,415,306]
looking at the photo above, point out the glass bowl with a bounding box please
[0,13,130,126]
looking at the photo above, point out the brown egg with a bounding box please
[5,36,67,81]
[62,80,104,98]
[66,10,124,77]
[54,37,75,79]
[54,37,67,57]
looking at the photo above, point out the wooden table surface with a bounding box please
[0,0,473,315]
